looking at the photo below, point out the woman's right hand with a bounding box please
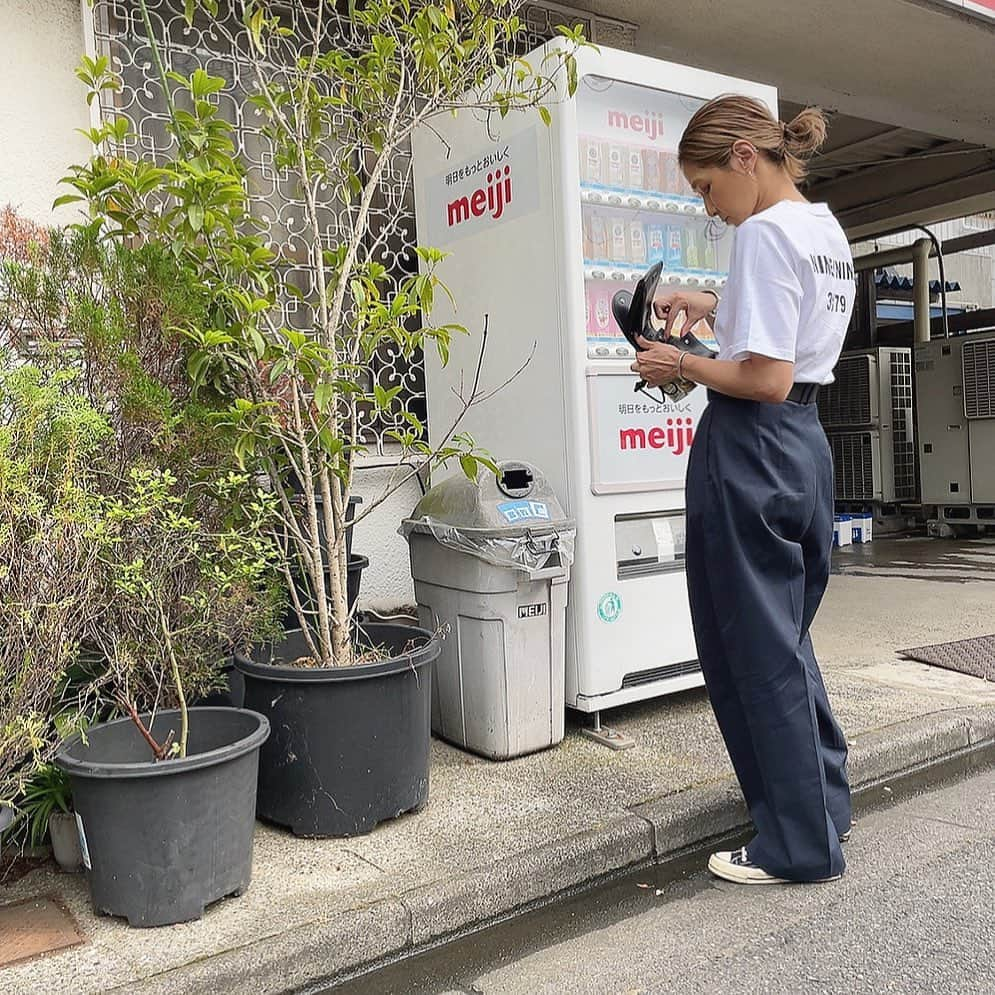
[653,290,716,337]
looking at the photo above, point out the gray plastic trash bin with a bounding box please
[400,461,575,760]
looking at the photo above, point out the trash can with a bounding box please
[401,461,576,760]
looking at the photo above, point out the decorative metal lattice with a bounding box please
[87,1,632,459]
[87,1,420,456]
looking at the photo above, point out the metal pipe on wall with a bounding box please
[852,237,935,344]
[911,238,933,344]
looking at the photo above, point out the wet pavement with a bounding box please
[831,534,995,583]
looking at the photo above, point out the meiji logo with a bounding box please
[619,417,695,457]
[447,165,513,227]
[607,109,665,142]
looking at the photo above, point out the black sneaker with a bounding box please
[708,847,787,885]
[708,847,842,885]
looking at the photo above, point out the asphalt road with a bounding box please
[328,762,995,995]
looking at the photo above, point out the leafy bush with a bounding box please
[0,363,108,807]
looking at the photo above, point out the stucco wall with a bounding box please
[0,1,91,224]
[349,469,421,611]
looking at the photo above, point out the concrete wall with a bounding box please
[0,1,91,224]
[350,467,420,611]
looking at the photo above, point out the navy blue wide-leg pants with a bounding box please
[685,391,851,881]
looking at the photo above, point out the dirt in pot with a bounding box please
[279,639,423,669]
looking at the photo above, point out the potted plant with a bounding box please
[62,1,585,836]
[3,203,282,922]
[55,466,281,926]
[13,764,81,872]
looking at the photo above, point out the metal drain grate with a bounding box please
[0,896,84,968]
[899,634,995,681]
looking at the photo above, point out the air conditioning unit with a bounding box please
[916,334,995,522]
[818,348,915,503]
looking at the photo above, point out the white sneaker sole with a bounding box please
[707,854,842,886]
[708,853,787,885]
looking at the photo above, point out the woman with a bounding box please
[631,96,854,885]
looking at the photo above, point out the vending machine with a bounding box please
[411,42,777,731]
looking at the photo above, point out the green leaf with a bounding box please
[460,455,478,481]
[539,105,552,127]
[188,204,205,232]
[318,429,343,457]
[187,351,211,383]
[248,328,266,361]
[477,455,501,477]
[249,8,266,54]
[314,383,333,412]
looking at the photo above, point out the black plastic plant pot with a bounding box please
[347,553,369,611]
[286,486,362,561]
[234,622,439,838]
[345,494,362,561]
[282,553,370,631]
[55,707,269,928]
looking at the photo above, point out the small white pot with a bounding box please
[48,811,83,872]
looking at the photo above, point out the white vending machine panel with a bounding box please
[412,43,777,712]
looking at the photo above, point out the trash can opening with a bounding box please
[498,465,534,497]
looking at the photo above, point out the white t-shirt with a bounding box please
[712,201,855,385]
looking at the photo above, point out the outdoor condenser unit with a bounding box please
[916,334,995,522]
[817,348,916,504]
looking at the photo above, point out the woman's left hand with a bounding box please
[630,335,682,387]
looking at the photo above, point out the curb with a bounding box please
[127,705,995,995]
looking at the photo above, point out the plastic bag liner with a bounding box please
[399,461,576,575]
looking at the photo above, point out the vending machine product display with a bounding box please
[412,43,777,722]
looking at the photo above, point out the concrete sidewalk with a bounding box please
[4,537,995,995]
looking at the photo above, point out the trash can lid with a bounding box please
[402,460,573,538]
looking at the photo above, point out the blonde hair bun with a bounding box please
[679,95,828,182]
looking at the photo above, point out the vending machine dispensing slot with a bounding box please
[614,510,687,578]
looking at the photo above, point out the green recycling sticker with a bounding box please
[597,591,622,623]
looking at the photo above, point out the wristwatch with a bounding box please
[702,289,720,317]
